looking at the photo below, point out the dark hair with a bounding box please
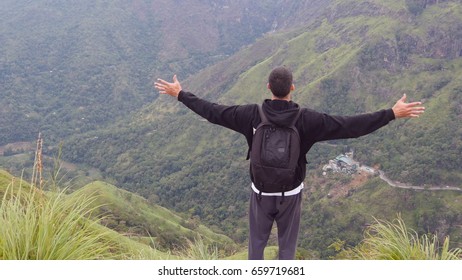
[268,66,293,98]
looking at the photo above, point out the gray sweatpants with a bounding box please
[248,191,302,260]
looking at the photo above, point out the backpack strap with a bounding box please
[289,107,302,128]
[246,104,267,160]
[257,104,269,124]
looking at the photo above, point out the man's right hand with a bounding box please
[154,75,182,99]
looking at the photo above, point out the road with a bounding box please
[378,170,462,192]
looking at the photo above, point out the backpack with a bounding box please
[250,104,302,194]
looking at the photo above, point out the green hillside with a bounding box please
[2,0,462,259]
[0,169,239,259]
[300,172,462,258]
[3,169,460,259]
[0,169,166,259]
[58,0,462,257]
[0,0,329,145]
[74,180,236,252]
[0,169,18,196]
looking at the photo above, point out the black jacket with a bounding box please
[178,90,395,187]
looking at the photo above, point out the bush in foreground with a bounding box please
[341,216,462,260]
[0,181,115,260]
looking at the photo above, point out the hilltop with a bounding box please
[2,166,461,260]
[0,168,240,259]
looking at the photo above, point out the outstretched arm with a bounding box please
[153,74,256,135]
[311,94,426,142]
[154,75,182,99]
[392,94,425,118]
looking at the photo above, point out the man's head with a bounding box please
[268,66,294,99]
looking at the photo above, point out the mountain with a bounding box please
[63,0,462,188]
[61,0,462,256]
[1,0,462,258]
[0,0,329,145]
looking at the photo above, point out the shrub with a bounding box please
[345,216,462,260]
[0,182,115,260]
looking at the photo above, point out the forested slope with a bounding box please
[62,0,462,256]
[1,0,461,258]
[0,0,329,145]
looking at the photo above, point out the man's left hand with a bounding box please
[392,94,425,119]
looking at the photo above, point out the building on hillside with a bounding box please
[322,152,377,176]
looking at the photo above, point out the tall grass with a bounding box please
[0,181,117,259]
[178,237,219,260]
[0,133,117,260]
[347,216,462,260]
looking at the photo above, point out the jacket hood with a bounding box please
[261,99,300,127]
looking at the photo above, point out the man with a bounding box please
[154,66,425,260]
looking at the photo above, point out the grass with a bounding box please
[0,137,110,260]
[225,246,279,260]
[77,181,235,248]
[343,215,462,260]
[0,180,115,259]
[0,135,170,260]
[0,170,177,260]
[177,237,219,260]
[0,134,234,260]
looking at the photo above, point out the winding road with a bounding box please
[378,170,462,192]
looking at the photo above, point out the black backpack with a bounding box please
[250,104,302,194]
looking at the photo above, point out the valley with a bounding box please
[1,0,462,259]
